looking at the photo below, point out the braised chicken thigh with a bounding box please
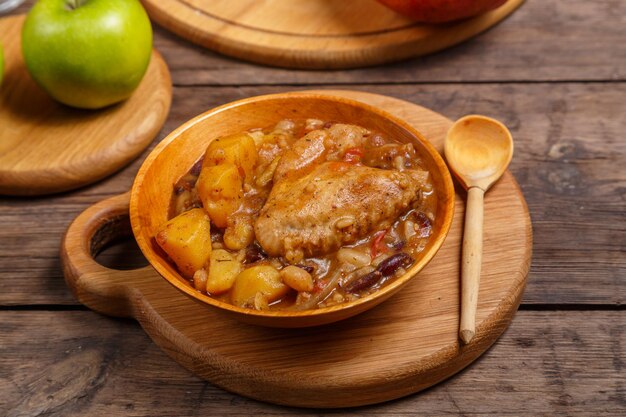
[256,161,428,262]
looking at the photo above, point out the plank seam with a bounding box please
[518,304,625,311]
[0,304,623,311]
[169,80,626,88]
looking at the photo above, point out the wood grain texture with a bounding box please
[12,1,625,83]
[140,0,524,69]
[0,15,172,195]
[148,0,626,84]
[59,91,530,407]
[0,83,622,307]
[0,1,623,415]
[1,310,624,416]
[459,186,484,343]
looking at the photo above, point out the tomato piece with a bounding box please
[370,229,388,258]
[343,147,364,163]
[313,279,327,294]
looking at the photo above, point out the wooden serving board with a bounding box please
[0,15,172,196]
[61,90,532,408]
[141,0,525,69]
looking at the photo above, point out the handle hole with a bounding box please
[91,214,149,271]
[95,238,149,270]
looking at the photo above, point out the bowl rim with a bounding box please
[130,91,455,320]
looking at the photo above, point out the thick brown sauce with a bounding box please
[167,119,436,310]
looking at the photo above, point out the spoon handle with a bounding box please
[460,186,485,344]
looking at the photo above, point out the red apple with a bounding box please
[377,0,508,23]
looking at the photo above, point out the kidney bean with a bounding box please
[173,184,185,195]
[173,175,198,195]
[346,270,383,293]
[296,264,315,273]
[190,158,204,176]
[391,240,406,251]
[244,243,267,264]
[347,253,414,293]
[377,253,413,276]
[415,212,432,238]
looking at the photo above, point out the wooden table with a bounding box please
[2,1,624,415]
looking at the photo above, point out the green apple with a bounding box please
[22,0,152,109]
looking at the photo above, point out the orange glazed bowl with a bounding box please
[130,92,455,327]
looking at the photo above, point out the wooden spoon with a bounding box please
[444,115,514,344]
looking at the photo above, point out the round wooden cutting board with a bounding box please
[61,90,532,408]
[141,0,525,69]
[0,15,172,196]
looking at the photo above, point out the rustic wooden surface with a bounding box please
[1,0,624,415]
[140,0,524,69]
[0,15,172,195]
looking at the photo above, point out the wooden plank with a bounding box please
[0,310,623,415]
[0,83,622,306]
[11,0,625,83]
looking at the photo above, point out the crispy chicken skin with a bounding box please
[255,161,428,263]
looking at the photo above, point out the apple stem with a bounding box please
[66,0,87,10]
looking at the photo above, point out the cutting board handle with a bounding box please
[60,192,155,318]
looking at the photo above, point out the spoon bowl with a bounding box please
[444,115,514,344]
[445,115,513,191]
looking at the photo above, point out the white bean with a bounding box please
[193,269,208,292]
[331,292,345,304]
[254,292,269,310]
[275,119,295,132]
[393,155,405,171]
[305,119,324,130]
[280,266,314,292]
[336,248,371,267]
[404,220,417,239]
[335,217,355,229]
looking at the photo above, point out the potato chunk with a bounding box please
[155,208,212,278]
[231,265,288,308]
[196,162,243,228]
[223,213,255,250]
[205,133,258,183]
[206,249,242,294]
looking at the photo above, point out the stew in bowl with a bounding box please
[130,93,454,327]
